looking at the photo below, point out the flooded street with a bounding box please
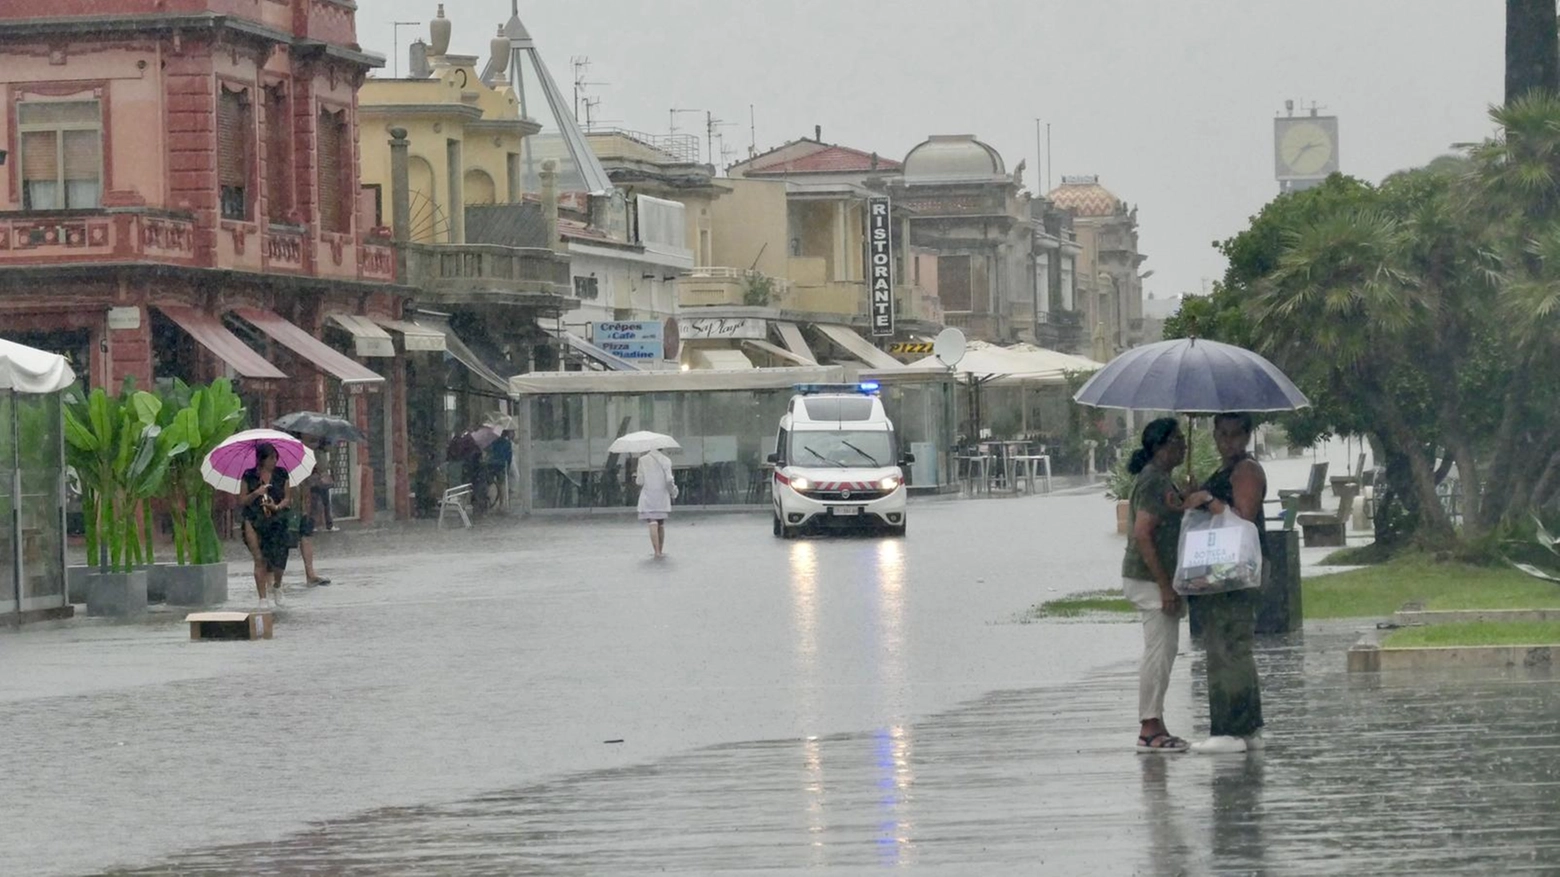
[4,478,1558,874]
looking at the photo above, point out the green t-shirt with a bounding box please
[1121,463,1182,582]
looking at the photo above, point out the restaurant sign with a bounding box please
[589,320,666,361]
[866,197,894,337]
[678,317,767,340]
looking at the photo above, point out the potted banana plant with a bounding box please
[152,378,244,606]
[63,381,175,616]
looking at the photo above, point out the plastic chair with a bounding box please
[437,483,474,529]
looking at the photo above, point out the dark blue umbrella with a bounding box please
[1072,338,1309,414]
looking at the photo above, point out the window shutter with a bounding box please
[317,109,343,232]
[218,88,248,189]
[62,130,100,181]
[20,130,59,182]
[265,88,291,222]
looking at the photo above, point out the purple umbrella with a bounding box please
[201,428,316,494]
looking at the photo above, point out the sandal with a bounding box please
[1136,732,1189,753]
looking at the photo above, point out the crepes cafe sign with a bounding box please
[589,320,666,361]
[867,197,894,337]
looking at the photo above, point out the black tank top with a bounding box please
[1203,453,1267,539]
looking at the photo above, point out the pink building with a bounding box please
[0,0,412,521]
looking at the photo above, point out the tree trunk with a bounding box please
[1534,450,1560,509]
[1507,0,1560,104]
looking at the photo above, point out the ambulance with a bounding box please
[767,383,911,537]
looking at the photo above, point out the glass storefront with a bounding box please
[519,372,956,511]
[0,391,67,617]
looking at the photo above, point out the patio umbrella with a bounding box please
[272,411,367,444]
[607,431,680,456]
[1072,337,1309,414]
[470,425,502,449]
[202,428,315,493]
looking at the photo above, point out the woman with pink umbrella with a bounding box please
[203,429,314,608]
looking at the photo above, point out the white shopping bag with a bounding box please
[1174,509,1263,596]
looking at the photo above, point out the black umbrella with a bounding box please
[273,411,368,444]
[1073,338,1309,414]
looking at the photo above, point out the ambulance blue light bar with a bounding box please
[795,382,881,396]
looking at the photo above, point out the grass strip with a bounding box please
[1383,620,1560,648]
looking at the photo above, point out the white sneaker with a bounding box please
[1189,736,1247,755]
[271,588,284,607]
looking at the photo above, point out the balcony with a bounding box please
[677,267,792,309]
[402,243,573,308]
[0,209,198,267]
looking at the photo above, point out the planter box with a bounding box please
[145,562,175,603]
[1115,500,1129,535]
[160,563,229,607]
[86,570,148,617]
[67,565,92,604]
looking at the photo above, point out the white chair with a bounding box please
[437,483,474,529]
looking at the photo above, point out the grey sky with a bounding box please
[359,1,1504,302]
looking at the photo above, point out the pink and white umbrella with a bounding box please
[201,428,316,494]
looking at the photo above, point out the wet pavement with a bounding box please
[4,445,1556,875]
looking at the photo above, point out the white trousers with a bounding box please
[1124,577,1180,722]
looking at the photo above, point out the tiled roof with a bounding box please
[1048,178,1122,218]
[745,142,902,175]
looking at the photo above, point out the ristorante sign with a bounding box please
[866,197,895,337]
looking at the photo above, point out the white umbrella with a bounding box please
[607,431,680,455]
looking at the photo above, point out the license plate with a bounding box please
[830,506,861,516]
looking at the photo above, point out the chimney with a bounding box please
[814,125,822,142]
[409,40,431,79]
[540,160,561,253]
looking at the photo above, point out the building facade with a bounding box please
[0,0,413,520]
[1047,175,1147,358]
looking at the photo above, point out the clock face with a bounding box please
[1277,120,1336,178]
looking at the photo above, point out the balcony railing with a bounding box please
[0,209,198,266]
[403,243,572,304]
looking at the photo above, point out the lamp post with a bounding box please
[391,21,422,79]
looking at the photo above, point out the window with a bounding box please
[18,101,102,210]
[218,86,252,220]
[317,108,348,233]
[264,85,292,223]
[573,275,599,300]
[938,255,972,312]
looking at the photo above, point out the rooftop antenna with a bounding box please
[391,21,421,78]
[749,104,757,157]
[570,57,609,122]
[583,96,604,131]
[670,107,703,136]
[706,111,735,165]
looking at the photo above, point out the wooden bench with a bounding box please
[1278,462,1330,512]
[1298,489,1357,548]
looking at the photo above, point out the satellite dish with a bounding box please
[933,327,966,369]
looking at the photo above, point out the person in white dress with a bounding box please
[635,449,678,558]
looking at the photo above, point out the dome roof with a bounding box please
[902,135,1006,182]
[1047,176,1122,217]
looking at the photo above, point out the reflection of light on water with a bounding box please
[789,541,818,664]
[803,735,827,864]
[874,724,916,865]
[873,540,914,864]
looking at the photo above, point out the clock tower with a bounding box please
[1274,101,1339,193]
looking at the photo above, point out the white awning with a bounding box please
[412,313,510,393]
[0,338,75,393]
[813,323,903,371]
[510,365,844,396]
[327,314,396,358]
[372,318,447,352]
[741,338,815,367]
[690,348,754,371]
[904,340,1104,385]
[772,321,817,365]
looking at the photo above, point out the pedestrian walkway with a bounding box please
[114,624,1560,875]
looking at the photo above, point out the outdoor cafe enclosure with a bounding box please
[508,367,956,512]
